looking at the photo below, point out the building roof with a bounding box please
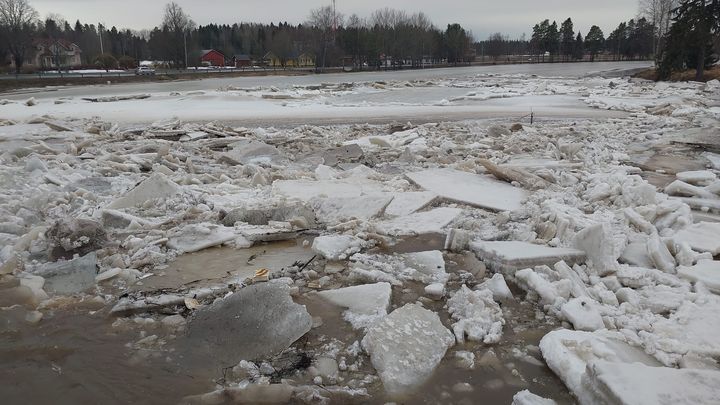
[201,49,225,58]
[33,38,81,52]
[233,54,251,61]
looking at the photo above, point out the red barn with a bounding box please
[200,49,226,67]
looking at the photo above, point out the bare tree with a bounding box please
[638,0,678,60]
[162,2,194,67]
[0,0,38,73]
[307,5,343,70]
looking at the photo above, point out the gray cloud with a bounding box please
[33,0,638,39]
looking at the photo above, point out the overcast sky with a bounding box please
[32,0,640,39]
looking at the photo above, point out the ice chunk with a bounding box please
[470,241,585,274]
[447,285,504,344]
[574,223,623,276]
[316,282,391,329]
[312,235,366,260]
[424,283,445,300]
[166,223,237,253]
[677,260,720,293]
[646,233,676,273]
[373,207,462,236]
[46,218,107,260]
[515,268,569,306]
[185,282,312,363]
[361,303,454,395]
[671,222,720,255]
[476,273,513,301]
[107,173,181,209]
[321,144,363,167]
[218,139,281,165]
[33,252,97,295]
[406,168,528,212]
[511,390,558,405]
[560,298,605,331]
[539,329,660,399]
[676,170,717,185]
[580,360,720,405]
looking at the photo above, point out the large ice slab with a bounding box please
[580,360,720,405]
[373,207,461,236]
[678,260,720,293]
[32,252,97,295]
[312,194,393,225]
[671,222,720,255]
[316,282,391,329]
[272,179,384,202]
[649,297,720,358]
[539,329,660,399]
[406,168,528,211]
[186,282,312,363]
[361,303,454,395]
[470,241,586,273]
[384,191,437,217]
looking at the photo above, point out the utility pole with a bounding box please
[184,30,188,68]
[99,23,104,54]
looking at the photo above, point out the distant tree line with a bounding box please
[474,17,654,63]
[0,1,474,72]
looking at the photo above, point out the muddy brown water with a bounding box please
[0,306,217,405]
[1,236,574,404]
[135,238,315,292]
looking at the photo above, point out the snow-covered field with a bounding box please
[2,62,720,404]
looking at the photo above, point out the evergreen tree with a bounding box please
[585,25,605,61]
[659,0,720,80]
[573,32,585,60]
[560,18,575,61]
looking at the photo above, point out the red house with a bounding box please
[200,49,226,67]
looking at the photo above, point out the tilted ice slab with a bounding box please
[677,260,720,294]
[373,207,462,236]
[315,282,391,329]
[671,222,720,255]
[185,282,312,364]
[580,360,720,405]
[107,172,182,209]
[406,168,528,212]
[470,241,586,273]
[361,303,454,396]
[539,329,660,399]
